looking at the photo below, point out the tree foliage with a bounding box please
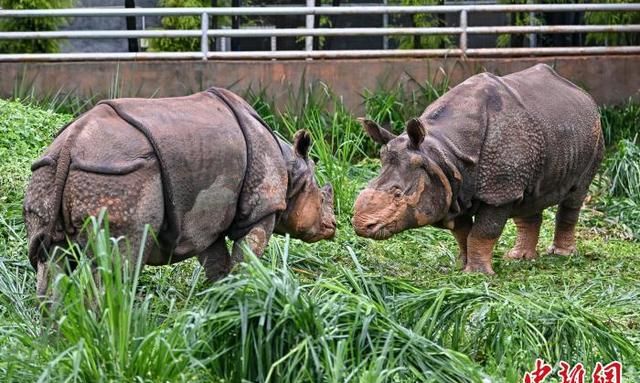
[149,0,232,52]
[0,0,75,54]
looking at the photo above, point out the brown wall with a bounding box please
[1,55,639,114]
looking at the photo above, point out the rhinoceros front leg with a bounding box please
[463,204,511,275]
[450,215,472,267]
[198,238,231,282]
[504,213,542,260]
[231,214,276,266]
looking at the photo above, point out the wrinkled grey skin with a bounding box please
[24,88,336,298]
[353,64,604,275]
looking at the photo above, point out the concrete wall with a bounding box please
[2,55,639,114]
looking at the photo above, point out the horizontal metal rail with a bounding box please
[0,4,639,61]
[2,25,639,40]
[2,4,640,17]
[2,46,639,62]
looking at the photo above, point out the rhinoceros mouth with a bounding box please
[352,217,398,240]
[300,222,336,243]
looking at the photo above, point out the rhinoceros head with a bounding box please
[275,130,336,242]
[352,118,452,240]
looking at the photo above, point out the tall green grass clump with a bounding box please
[196,243,483,382]
[11,212,196,382]
[595,139,640,240]
[1,215,485,382]
[41,214,196,381]
[603,139,640,199]
[591,100,640,240]
[600,100,640,147]
[395,286,639,381]
[361,71,450,141]
[2,218,209,382]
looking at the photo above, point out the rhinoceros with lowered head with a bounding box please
[24,87,336,296]
[352,64,604,275]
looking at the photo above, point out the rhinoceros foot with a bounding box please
[462,263,496,276]
[504,247,538,260]
[547,244,576,257]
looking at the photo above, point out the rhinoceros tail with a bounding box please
[27,121,82,270]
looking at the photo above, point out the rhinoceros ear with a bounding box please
[357,118,396,145]
[293,130,312,159]
[406,118,426,150]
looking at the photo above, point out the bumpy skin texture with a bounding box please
[24,88,336,297]
[353,64,604,275]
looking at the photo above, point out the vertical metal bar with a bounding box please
[221,32,228,52]
[271,36,277,51]
[231,0,240,51]
[201,12,209,61]
[383,0,389,50]
[313,0,320,50]
[211,0,218,52]
[460,9,467,56]
[305,0,314,52]
[125,0,138,52]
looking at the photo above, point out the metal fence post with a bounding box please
[460,9,467,56]
[383,0,389,50]
[201,12,209,60]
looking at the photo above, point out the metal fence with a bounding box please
[0,3,639,61]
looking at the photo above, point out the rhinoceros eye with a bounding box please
[391,186,403,198]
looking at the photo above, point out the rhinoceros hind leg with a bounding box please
[505,213,542,260]
[463,204,511,275]
[65,168,164,271]
[548,202,581,256]
[198,238,231,282]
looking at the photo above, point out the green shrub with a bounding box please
[149,0,233,52]
[585,0,640,46]
[388,0,453,49]
[0,99,71,221]
[149,0,208,52]
[0,0,75,54]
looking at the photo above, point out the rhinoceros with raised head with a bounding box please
[24,87,336,296]
[352,64,604,275]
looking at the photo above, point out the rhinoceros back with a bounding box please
[426,64,602,209]
[96,92,264,256]
[489,64,602,206]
